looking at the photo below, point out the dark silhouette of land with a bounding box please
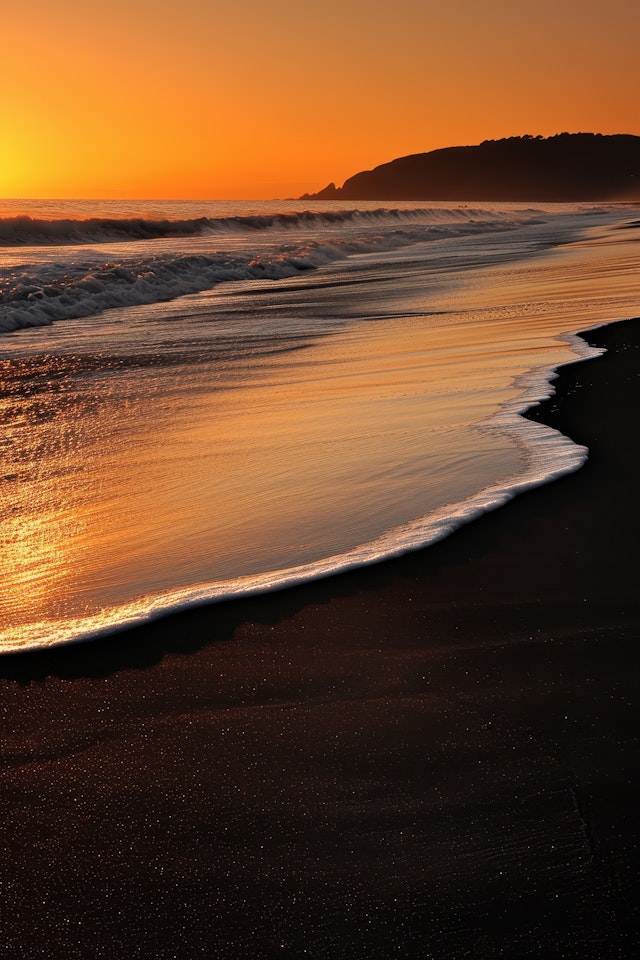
[302,133,640,202]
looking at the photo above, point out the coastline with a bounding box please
[1,317,639,957]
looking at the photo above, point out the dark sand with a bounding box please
[2,319,639,959]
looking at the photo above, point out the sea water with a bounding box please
[1,200,639,652]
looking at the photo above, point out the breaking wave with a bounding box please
[0,214,531,333]
[0,206,512,247]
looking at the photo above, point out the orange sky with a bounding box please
[2,0,639,199]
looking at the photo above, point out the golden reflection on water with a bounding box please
[2,218,639,651]
[0,317,525,651]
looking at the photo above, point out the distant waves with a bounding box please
[0,207,510,248]
[0,215,212,246]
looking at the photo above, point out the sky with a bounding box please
[2,0,639,199]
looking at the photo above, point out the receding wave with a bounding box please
[0,207,511,247]
[0,216,529,333]
[0,328,603,655]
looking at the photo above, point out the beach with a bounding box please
[3,203,638,655]
[2,316,638,958]
[5,0,640,950]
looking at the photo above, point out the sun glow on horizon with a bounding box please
[2,0,639,199]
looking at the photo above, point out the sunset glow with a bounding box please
[2,0,639,199]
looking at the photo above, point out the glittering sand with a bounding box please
[1,319,639,959]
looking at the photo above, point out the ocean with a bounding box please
[1,199,639,653]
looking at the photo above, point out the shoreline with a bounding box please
[2,317,639,958]
[0,315,634,678]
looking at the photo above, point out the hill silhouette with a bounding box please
[301,134,640,202]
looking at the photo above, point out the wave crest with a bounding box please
[0,206,505,247]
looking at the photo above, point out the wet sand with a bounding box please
[2,318,639,959]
